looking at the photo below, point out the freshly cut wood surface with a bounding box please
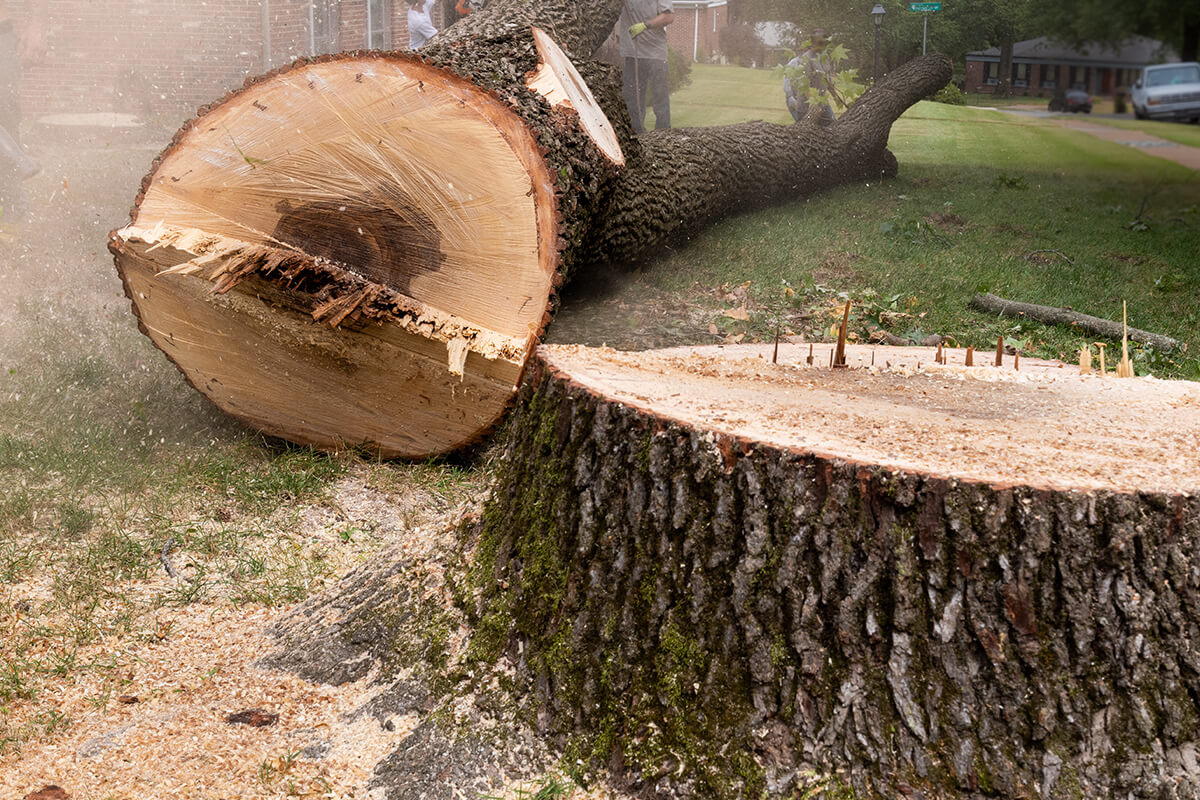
[525,27,623,166]
[117,235,525,458]
[111,53,559,456]
[540,342,1200,493]
[126,54,556,335]
[107,0,950,459]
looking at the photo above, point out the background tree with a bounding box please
[1036,0,1199,62]
[719,21,767,67]
[730,0,1040,89]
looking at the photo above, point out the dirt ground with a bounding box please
[0,116,626,799]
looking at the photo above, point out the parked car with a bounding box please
[1131,62,1200,122]
[1048,89,1092,113]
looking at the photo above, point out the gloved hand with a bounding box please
[628,22,648,37]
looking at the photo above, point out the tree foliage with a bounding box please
[730,0,1039,83]
[719,21,767,67]
[777,38,866,113]
[732,0,1198,73]
[1034,0,1200,61]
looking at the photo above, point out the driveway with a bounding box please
[975,105,1200,171]
[1054,119,1200,170]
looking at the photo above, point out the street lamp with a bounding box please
[871,4,886,84]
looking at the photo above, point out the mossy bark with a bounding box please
[471,352,1200,798]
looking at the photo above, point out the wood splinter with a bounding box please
[1079,345,1092,375]
[965,345,974,367]
[935,341,944,364]
[833,299,851,368]
[807,343,814,366]
[1117,301,1135,378]
[1095,343,1107,376]
[994,336,1004,367]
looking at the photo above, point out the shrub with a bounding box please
[929,83,966,105]
[668,46,693,93]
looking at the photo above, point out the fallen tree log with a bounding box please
[471,341,1200,797]
[107,0,951,458]
[970,292,1180,352]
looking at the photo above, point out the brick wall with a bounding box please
[17,0,424,119]
[665,4,726,62]
[19,0,716,119]
[21,0,263,117]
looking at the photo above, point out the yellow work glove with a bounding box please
[628,22,648,37]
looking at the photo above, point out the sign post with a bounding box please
[909,2,942,55]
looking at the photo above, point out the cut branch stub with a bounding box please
[526,27,623,166]
[110,53,564,457]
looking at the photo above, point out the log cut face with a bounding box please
[109,50,612,457]
[472,342,1200,797]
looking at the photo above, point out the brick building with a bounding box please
[18,0,461,118]
[665,0,727,63]
[17,0,733,121]
[964,36,1171,98]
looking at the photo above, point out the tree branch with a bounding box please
[970,292,1179,351]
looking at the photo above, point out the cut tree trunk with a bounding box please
[108,0,951,457]
[472,341,1200,798]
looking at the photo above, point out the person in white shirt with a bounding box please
[616,0,675,132]
[407,0,437,49]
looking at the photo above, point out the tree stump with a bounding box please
[107,0,952,458]
[472,342,1200,797]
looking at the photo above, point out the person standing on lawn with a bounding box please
[616,0,674,133]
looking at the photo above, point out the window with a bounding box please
[1146,64,1200,87]
[1070,66,1089,91]
[1013,62,1029,87]
[983,61,998,86]
[1040,64,1056,89]
[311,0,340,55]
[367,0,393,49]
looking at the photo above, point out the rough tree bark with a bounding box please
[107,0,951,458]
[470,342,1200,798]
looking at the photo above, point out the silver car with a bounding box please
[1131,62,1200,122]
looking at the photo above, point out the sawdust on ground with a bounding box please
[0,473,619,800]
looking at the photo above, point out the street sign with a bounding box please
[910,2,941,10]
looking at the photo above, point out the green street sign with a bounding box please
[910,1,941,10]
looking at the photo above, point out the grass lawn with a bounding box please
[621,64,1200,379]
[663,63,794,128]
